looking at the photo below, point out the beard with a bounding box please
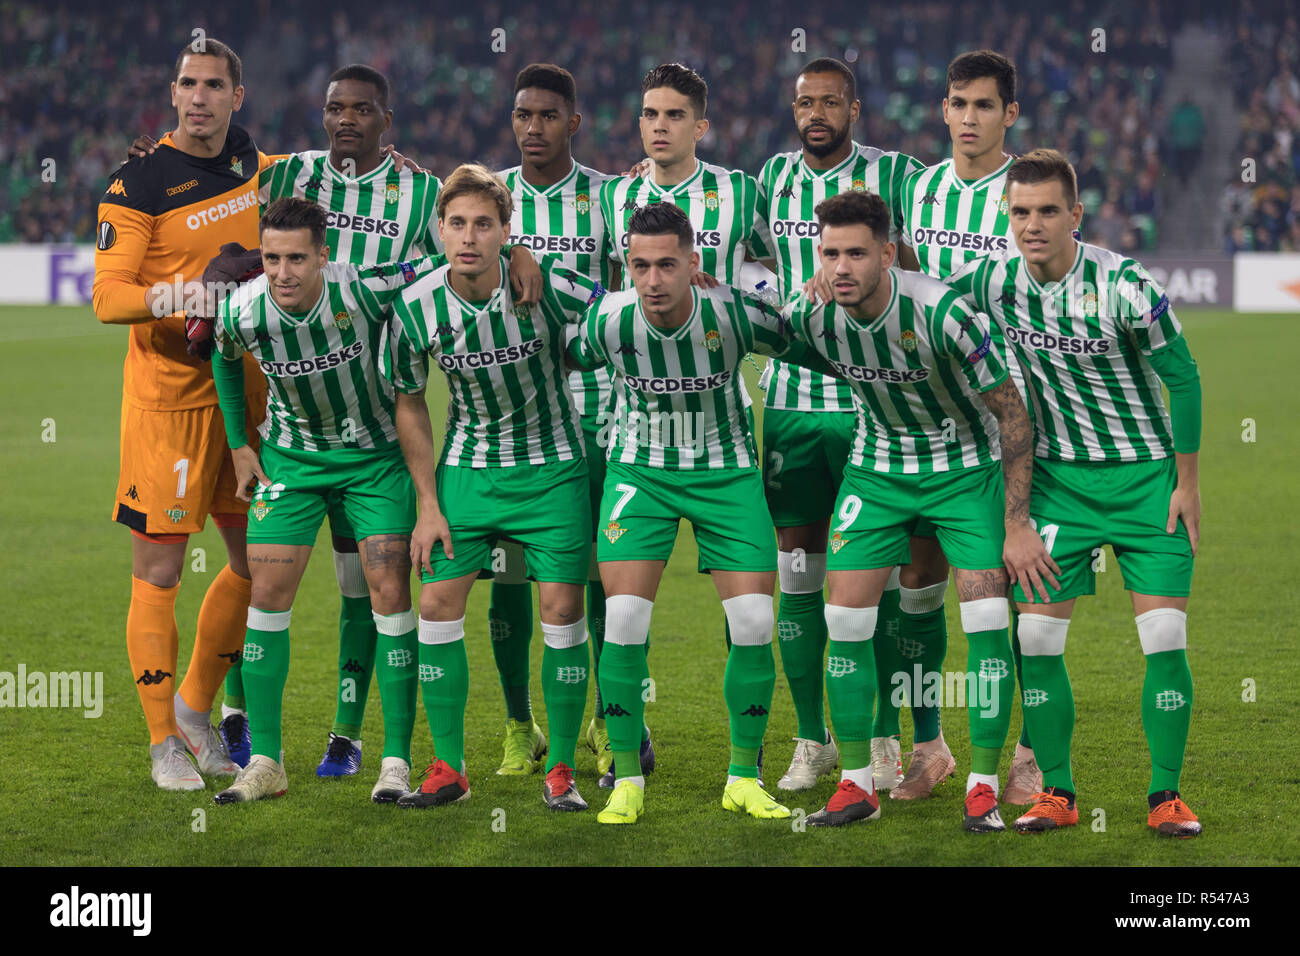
[800,121,850,158]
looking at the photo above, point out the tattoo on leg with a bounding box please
[956,568,1009,602]
[364,534,412,571]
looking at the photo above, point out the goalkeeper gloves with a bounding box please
[187,243,265,361]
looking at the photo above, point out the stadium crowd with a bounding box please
[0,0,1276,253]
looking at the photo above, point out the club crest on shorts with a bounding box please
[703,329,722,352]
[704,189,719,211]
[385,183,400,205]
[334,310,352,330]
[898,329,918,352]
[165,506,189,524]
[251,500,273,522]
[829,531,848,554]
[574,192,590,214]
[603,520,627,544]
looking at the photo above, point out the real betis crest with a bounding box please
[829,531,848,554]
[230,157,243,177]
[512,303,531,320]
[334,310,352,330]
[703,189,719,211]
[998,190,1009,216]
[1081,291,1099,317]
[603,521,627,544]
[703,329,722,352]
[574,192,590,214]
[385,183,400,205]
[251,500,273,522]
[165,506,189,524]
[898,329,918,352]
[851,178,866,191]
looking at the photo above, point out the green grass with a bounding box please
[0,306,1295,866]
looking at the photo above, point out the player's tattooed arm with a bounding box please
[981,378,1061,602]
[395,390,453,575]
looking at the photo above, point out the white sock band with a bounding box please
[721,594,775,647]
[777,550,827,595]
[959,597,1009,633]
[333,550,368,599]
[541,617,588,649]
[604,595,653,646]
[418,616,465,646]
[1017,613,1070,656]
[373,608,416,636]
[824,604,878,643]
[899,580,947,614]
[247,607,291,631]
[490,541,529,584]
[885,566,902,591]
[1136,607,1187,654]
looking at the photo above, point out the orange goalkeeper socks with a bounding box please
[179,565,252,714]
[127,577,180,745]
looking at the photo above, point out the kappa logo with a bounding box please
[557,268,580,291]
[777,621,803,641]
[979,658,1009,680]
[1022,688,1049,707]
[418,664,445,681]
[126,484,140,501]
[778,183,795,199]
[740,704,768,717]
[602,702,631,717]
[1155,689,1187,712]
[556,666,587,684]
[106,179,128,198]
[386,649,413,668]
[342,658,365,674]
[489,620,511,641]
[622,197,640,212]
[434,322,457,337]
[829,532,848,554]
[920,191,940,205]
[603,521,628,544]
[243,643,264,663]
[217,651,241,664]
[305,176,324,191]
[996,290,1018,309]
[165,178,198,197]
[165,506,188,524]
[615,343,641,356]
[826,656,856,677]
[818,328,840,343]
[135,669,172,686]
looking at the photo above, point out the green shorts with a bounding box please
[426,456,591,585]
[762,408,855,527]
[596,461,776,572]
[827,461,1005,571]
[247,443,415,547]
[1012,457,1194,603]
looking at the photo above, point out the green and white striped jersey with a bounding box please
[258,151,442,264]
[787,268,1009,473]
[600,159,759,286]
[217,259,434,452]
[499,160,615,418]
[900,156,1014,280]
[570,285,806,470]
[755,143,924,413]
[386,255,602,468]
[947,242,1182,463]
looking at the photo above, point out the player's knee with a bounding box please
[419,589,466,622]
[823,604,878,643]
[1017,614,1070,656]
[367,578,410,616]
[722,593,775,646]
[333,550,368,599]
[541,618,588,649]
[899,579,947,615]
[1136,607,1187,654]
[604,594,653,646]
[777,550,827,595]
[958,597,1010,634]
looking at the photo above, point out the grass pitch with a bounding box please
[0,305,1295,866]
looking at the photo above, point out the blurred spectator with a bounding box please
[1167,98,1205,185]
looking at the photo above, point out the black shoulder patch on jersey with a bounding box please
[102,125,264,217]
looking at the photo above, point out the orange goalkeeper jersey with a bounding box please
[93,126,277,410]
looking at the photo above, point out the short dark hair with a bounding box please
[327,64,391,110]
[641,63,707,118]
[515,63,576,112]
[1007,148,1079,207]
[628,202,694,250]
[174,38,242,89]
[798,57,857,101]
[815,191,891,243]
[946,49,1016,108]
[260,197,327,248]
